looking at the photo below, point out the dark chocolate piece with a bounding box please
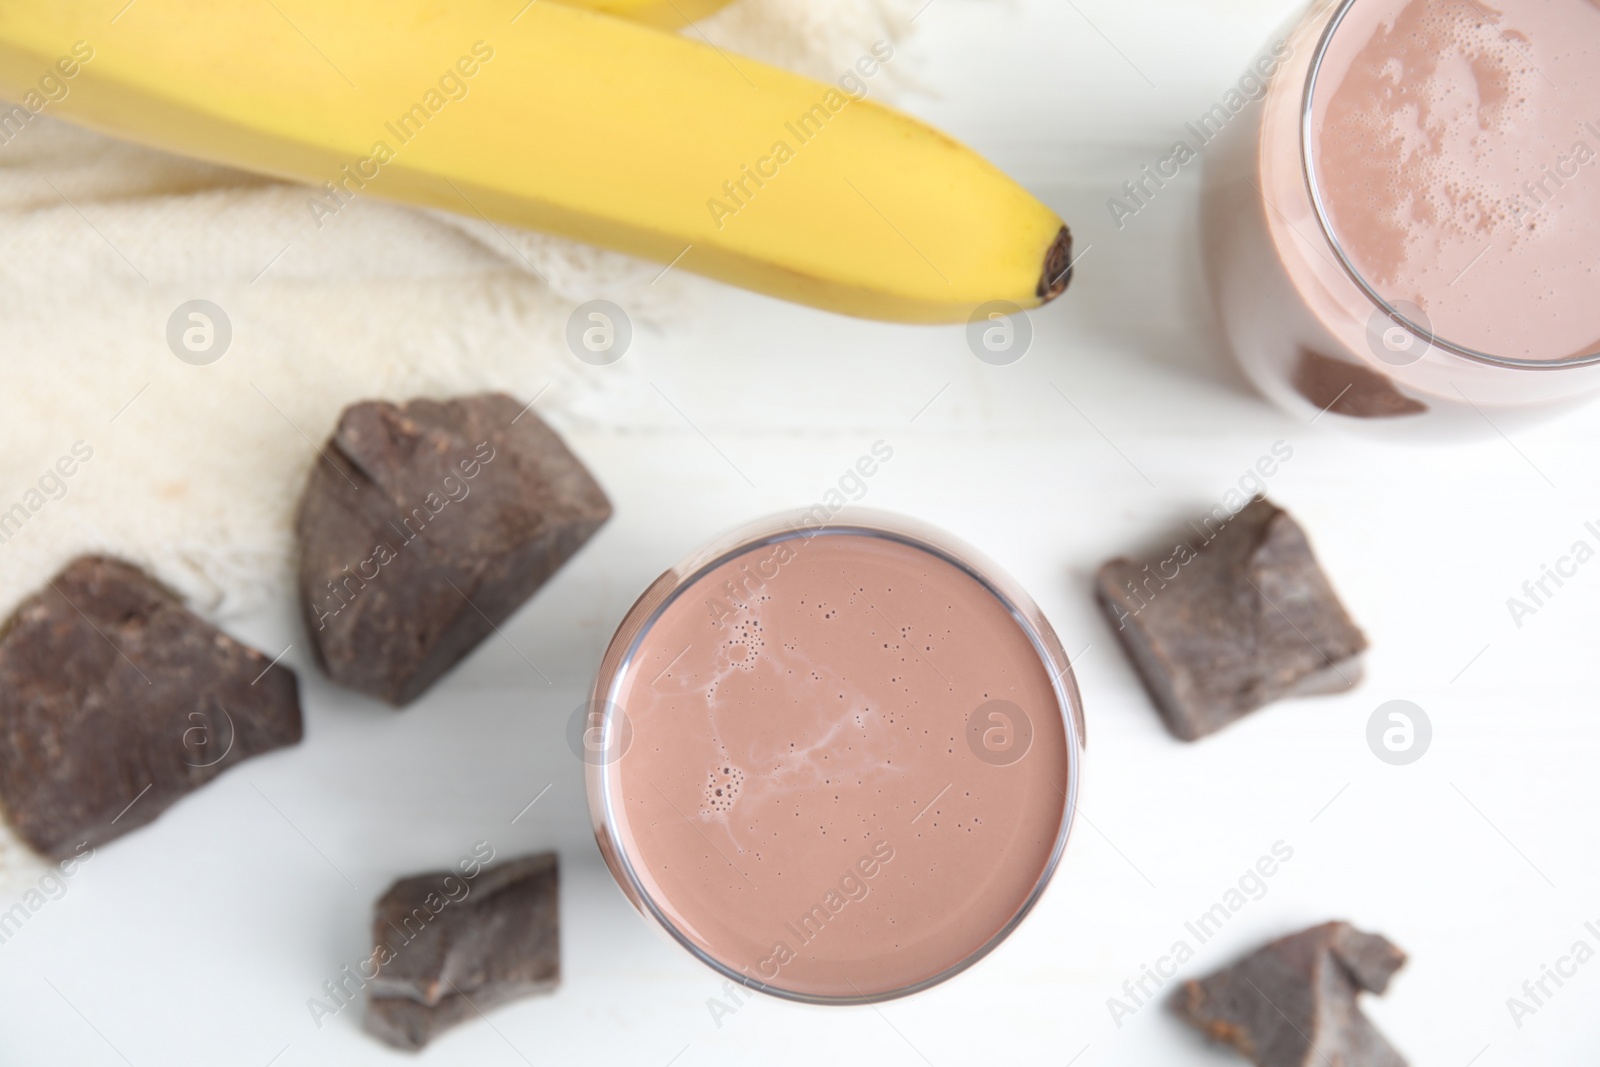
[0,556,302,858]
[1097,498,1367,741]
[1293,348,1427,419]
[296,393,611,706]
[364,852,560,1051]
[1174,921,1408,1066]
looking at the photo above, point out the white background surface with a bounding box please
[4,0,1600,1064]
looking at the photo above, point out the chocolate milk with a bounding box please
[594,529,1074,999]
[1204,0,1600,434]
[1314,0,1600,362]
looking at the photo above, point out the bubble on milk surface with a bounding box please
[704,764,745,814]
[724,615,765,672]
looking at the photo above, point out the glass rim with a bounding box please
[1298,0,1600,372]
[585,508,1085,1007]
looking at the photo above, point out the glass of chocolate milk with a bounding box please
[581,511,1085,1003]
[1203,0,1600,437]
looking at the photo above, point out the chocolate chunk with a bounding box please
[0,556,302,859]
[1293,348,1427,419]
[364,852,560,1051]
[1174,921,1408,1066]
[296,393,611,706]
[1097,498,1367,741]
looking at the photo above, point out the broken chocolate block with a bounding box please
[1097,498,1367,741]
[0,556,302,858]
[365,852,560,1050]
[296,393,612,706]
[1293,348,1427,419]
[1174,921,1408,1066]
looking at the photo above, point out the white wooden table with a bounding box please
[4,1,1597,1063]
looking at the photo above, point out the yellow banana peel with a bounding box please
[0,2,1072,322]
[559,0,742,29]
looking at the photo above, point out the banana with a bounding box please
[0,2,1071,322]
[556,0,742,29]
